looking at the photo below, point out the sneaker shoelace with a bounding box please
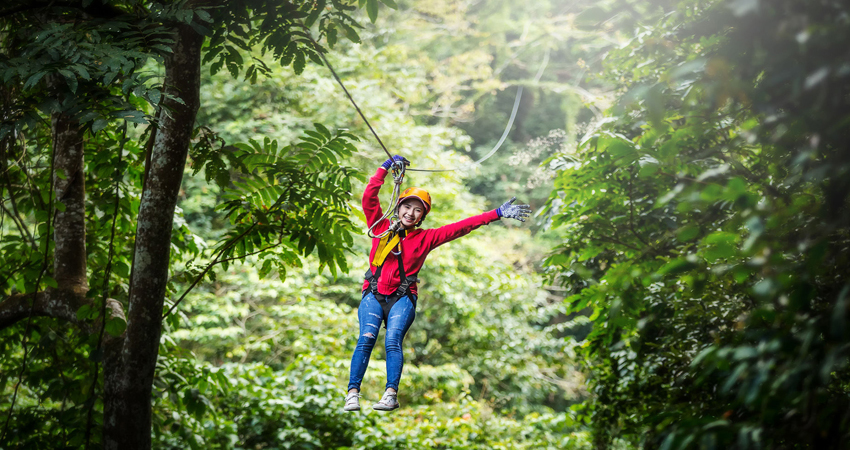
[380,392,397,405]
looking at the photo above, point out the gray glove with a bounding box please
[496,197,531,222]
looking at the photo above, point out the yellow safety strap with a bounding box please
[371,229,419,267]
[372,233,400,267]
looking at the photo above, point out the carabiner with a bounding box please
[390,159,407,184]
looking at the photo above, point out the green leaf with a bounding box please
[76,304,93,321]
[677,225,700,241]
[340,23,361,43]
[114,261,130,278]
[147,89,162,106]
[92,119,109,134]
[703,232,738,246]
[366,0,379,22]
[71,64,91,80]
[43,276,58,289]
[657,257,698,276]
[314,123,332,138]
[327,26,338,47]
[105,317,127,337]
[293,50,306,75]
[305,0,326,27]
[659,432,676,450]
[195,9,212,23]
[722,363,747,393]
[103,71,119,86]
[116,110,146,124]
[58,69,78,93]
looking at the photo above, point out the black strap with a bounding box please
[394,239,418,297]
[364,230,418,300]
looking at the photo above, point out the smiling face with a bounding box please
[398,198,425,229]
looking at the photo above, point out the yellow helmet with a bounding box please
[396,187,432,224]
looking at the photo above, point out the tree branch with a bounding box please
[218,242,281,264]
[591,234,641,251]
[0,293,123,335]
[0,289,89,330]
[0,201,33,246]
[0,143,35,246]
[161,223,259,319]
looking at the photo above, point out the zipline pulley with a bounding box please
[366,160,407,239]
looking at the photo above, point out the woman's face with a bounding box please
[398,198,425,229]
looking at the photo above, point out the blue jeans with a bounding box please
[347,292,416,392]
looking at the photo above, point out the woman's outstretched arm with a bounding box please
[421,197,531,250]
[362,155,410,229]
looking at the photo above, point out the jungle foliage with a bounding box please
[543,0,850,448]
[3,0,847,448]
[0,0,372,447]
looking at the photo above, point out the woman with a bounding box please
[344,155,531,412]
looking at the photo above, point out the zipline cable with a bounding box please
[406,85,521,173]
[407,48,550,173]
[303,31,395,162]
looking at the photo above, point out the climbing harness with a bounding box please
[371,232,402,267]
[364,229,420,321]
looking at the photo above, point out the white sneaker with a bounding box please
[343,392,361,411]
[372,390,399,411]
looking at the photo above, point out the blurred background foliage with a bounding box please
[542,0,850,448]
[3,0,849,448]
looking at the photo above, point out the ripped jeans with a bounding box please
[347,292,416,392]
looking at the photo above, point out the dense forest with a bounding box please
[1,0,848,449]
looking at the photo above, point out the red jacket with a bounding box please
[361,168,501,296]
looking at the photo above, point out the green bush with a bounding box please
[152,353,592,450]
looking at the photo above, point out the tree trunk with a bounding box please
[102,23,203,450]
[51,110,87,294]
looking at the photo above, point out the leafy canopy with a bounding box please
[544,0,850,447]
